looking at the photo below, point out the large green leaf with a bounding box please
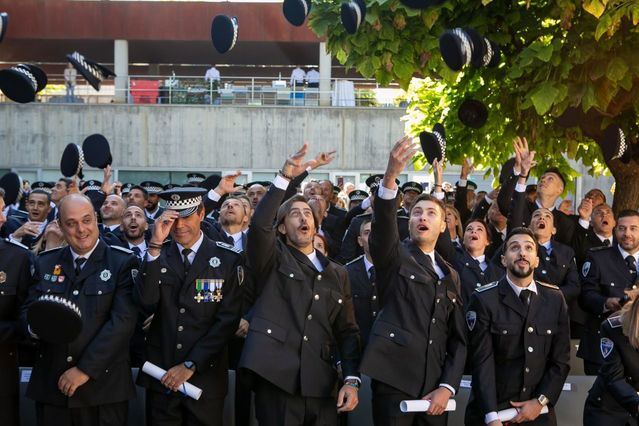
[530,82,560,115]
[606,57,629,82]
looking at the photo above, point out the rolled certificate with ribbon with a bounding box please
[400,399,457,413]
[496,405,549,422]
[141,361,203,400]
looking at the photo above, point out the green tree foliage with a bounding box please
[309,0,639,206]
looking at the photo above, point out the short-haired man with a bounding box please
[99,194,126,239]
[579,210,639,374]
[572,202,616,267]
[21,194,138,426]
[5,189,51,249]
[246,184,266,209]
[465,227,570,425]
[48,178,73,221]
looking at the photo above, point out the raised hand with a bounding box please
[215,171,243,196]
[101,165,114,194]
[281,143,311,178]
[151,210,179,246]
[577,197,593,221]
[306,150,337,171]
[513,136,536,176]
[460,158,474,180]
[383,136,418,189]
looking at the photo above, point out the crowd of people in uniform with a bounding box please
[0,135,639,426]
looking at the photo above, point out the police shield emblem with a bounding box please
[209,257,221,268]
[582,261,591,278]
[100,269,112,281]
[600,337,614,359]
[466,310,477,331]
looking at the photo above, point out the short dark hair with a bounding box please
[58,178,73,187]
[585,188,606,203]
[465,218,492,243]
[503,227,538,254]
[409,193,446,218]
[29,189,51,203]
[617,210,639,221]
[359,218,372,236]
[130,185,149,199]
[276,195,320,234]
[542,167,566,188]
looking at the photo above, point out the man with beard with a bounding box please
[465,227,570,425]
[99,195,126,239]
[218,197,248,251]
[572,202,616,267]
[246,183,267,209]
[140,181,165,222]
[5,189,51,250]
[0,194,35,426]
[119,206,149,261]
[579,210,639,374]
[359,138,466,426]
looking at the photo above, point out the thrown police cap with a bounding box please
[27,295,82,344]
[467,180,478,190]
[80,180,102,193]
[458,99,488,129]
[398,0,444,9]
[401,181,424,194]
[283,0,311,27]
[365,174,400,190]
[121,183,134,195]
[200,174,222,192]
[600,124,631,164]
[186,173,206,185]
[66,51,116,92]
[211,15,239,54]
[349,189,368,201]
[341,0,366,35]
[31,181,53,194]
[159,187,207,218]
[332,185,341,195]
[498,157,516,184]
[439,28,487,72]
[82,134,112,169]
[140,181,164,194]
[0,172,21,205]
[484,38,501,68]
[60,144,84,178]
[0,64,47,104]
[0,12,8,43]
[419,123,446,164]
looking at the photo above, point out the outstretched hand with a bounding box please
[383,136,418,189]
[513,136,536,176]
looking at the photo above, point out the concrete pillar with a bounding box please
[114,40,129,103]
[319,42,332,106]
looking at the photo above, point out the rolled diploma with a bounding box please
[142,361,203,400]
[496,405,549,422]
[400,399,457,412]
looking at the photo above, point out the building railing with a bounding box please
[0,74,405,108]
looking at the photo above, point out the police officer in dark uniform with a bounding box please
[140,181,165,221]
[4,188,52,250]
[359,138,466,426]
[572,202,615,268]
[465,227,571,426]
[20,194,138,426]
[398,181,423,216]
[0,195,35,426]
[583,300,639,426]
[135,187,243,426]
[579,210,639,375]
[345,218,378,346]
[239,144,361,425]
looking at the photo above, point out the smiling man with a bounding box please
[20,194,138,426]
[5,189,51,249]
[465,227,571,426]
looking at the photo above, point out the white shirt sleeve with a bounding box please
[377,185,398,200]
[360,197,372,210]
[207,189,221,202]
[433,191,445,201]
[515,183,527,193]
[484,195,494,204]
[438,383,456,396]
[578,218,590,229]
[146,252,160,262]
[272,174,290,190]
[484,411,499,424]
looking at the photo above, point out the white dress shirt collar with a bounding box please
[70,238,101,266]
[176,232,204,263]
[506,274,538,296]
[306,250,324,272]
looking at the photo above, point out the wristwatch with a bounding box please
[344,378,360,389]
[184,360,196,372]
[537,394,549,407]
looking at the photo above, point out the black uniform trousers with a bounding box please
[583,400,637,426]
[147,391,224,426]
[35,401,128,426]
[371,380,447,426]
[253,377,337,426]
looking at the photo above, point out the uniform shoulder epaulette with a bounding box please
[5,238,28,250]
[589,245,610,252]
[39,246,64,255]
[346,254,364,266]
[538,281,560,290]
[215,241,242,254]
[355,213,372,219]
[111,245,133,254]
[475,281,498,293]
[607,315,622,329]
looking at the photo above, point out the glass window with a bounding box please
[251,172,277,182]
[118,171,172,185]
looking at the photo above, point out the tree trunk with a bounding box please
[609,158,639,214]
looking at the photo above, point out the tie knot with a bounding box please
[626,255,636,270]
[75,257,87,267]
[369,266,376,281]
[603,239,611,246]
[182,248,192,258]
[519,289,532,306]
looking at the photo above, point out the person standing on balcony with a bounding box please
[205,65,221,84]
[64,62,77,102]
[290,66,306,89]
[306,67,320,88]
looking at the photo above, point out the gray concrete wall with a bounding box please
[0,104,405,171]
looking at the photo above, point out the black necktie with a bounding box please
[75,257,87,276]
[424,255,438,279]
[131,246,142,260]
[182,248,193,273]
[369,266,376,285]
[603,239,611,246]
[519,289,532,307]
[626,255,637,278]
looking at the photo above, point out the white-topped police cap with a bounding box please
[31,181,53,194]
[159,187,208,218]
[283,0,311,27]
[121,183,134,195]
[341,0,366,35]
[66,51,116,92]
[140,181,164,194]
[211,15,239,54]
[0,12,9,43]
[349,189,368,201]
[80,180,102,193]
[186,173,206,185]
[401,181,424,194]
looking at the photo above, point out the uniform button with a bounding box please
[0,291,3,295]
[597,330,601,335]
[46,289,51,293]
[436,298,440,303]
[611,282,615,287]
[105,369,109,373]
[372,311,377,316]
[476,283,481,287]
[541,270,547,275]
[522,387,527,392]
[161,268,167,273]
[546,329,552,335]
[437,281,442,285]
[432,318,436,324]
[389,332,395,338]
[66,356,73,362]
[267,329,272,334]
[314,294,320,300]
[97,290,103,295]
[452,298,456,303]
[72,290,79,296]
[372,295,377,300]
[525,367,530,373]
[528,346,534,353]
[177,326,184,332]
[502,330,508,335]
[338,299,343,304]
[317,275,322,280]
[176,343,182,349]
[179,308,186,314]
[480,272,484,276]
[289,273,294,278]
[545,257,550,261]
[303,336,308,341]
[428,339,433,344]
[527,327,534,333]
[307,314,313,320]
[410,275,415,280]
